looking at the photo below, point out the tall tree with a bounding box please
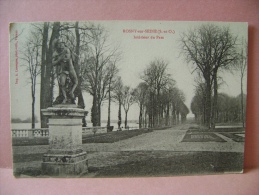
[113,77,124,129]
[74,21,85,109]
[20,30,41,128]
[191,83,206,124]
[40,22,61,127]
[121,86,135,128]
[141,58,171,127]
[106,61,119,129]
[81,25,120,126]
[132,82,148,128]
[180,24,239,128]
[171,87,186,124]
[235,40,247,127]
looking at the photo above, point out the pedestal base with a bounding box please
[42,152,88,176]
[41,105,88,177]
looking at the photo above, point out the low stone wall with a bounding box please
[12,127,107,138]
[12,128,49,138]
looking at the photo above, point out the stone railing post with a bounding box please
[28,129,34,138]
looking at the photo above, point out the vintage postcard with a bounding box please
[10,21,248,177]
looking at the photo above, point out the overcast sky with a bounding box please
[10,21,248,124]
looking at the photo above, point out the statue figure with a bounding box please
[52,38,78,104]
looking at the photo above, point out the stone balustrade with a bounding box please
[12,128,49,138]
[12,126,108,138]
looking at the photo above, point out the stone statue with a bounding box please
[52,38,78,104]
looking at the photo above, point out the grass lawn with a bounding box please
[91,151,244,177]
[13,153,44,163]
[181,132,226,142]
[13,151,244,177]
[188,126,244,133]
[82,129,152,143]
[219,133,245,142]
[182,126,245,142]
[12,137,48,146]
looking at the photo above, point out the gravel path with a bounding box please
[82,125,244,153]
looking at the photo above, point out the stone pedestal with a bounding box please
[41,105,88,176]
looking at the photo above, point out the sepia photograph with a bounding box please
[9,20,248,177]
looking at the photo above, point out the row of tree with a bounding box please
[21,22,189,129]
[191,91,246,125]
[133,59,189,128]
[180,24,247,128]
[21,22,246,130]
[111,59,190,129]
[21,22,120,128]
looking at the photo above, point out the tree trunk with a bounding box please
[91,59,98,126]
[74,22,85,109]
[203,100,206,125]
[73,22,88,126]
[143,107,146,128]
[144,110,147,128]
[152,93,155,127]
[204,71,212,128]
[125,111,128,129]
[31,84,35,129]
[118,100,122,129]
[176,110,180,124]
[166,102,170,126]
[98,102,101,126]
[40,22,60,128]
[241,74,245,127]
[157,89,160,126]
[211,70,218,129]
[139,104,142,128]
[172,103,176,125]
[107,82,111,128]
[91,96,98,126]
[40,22,49,128]
[148,92,153,128]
